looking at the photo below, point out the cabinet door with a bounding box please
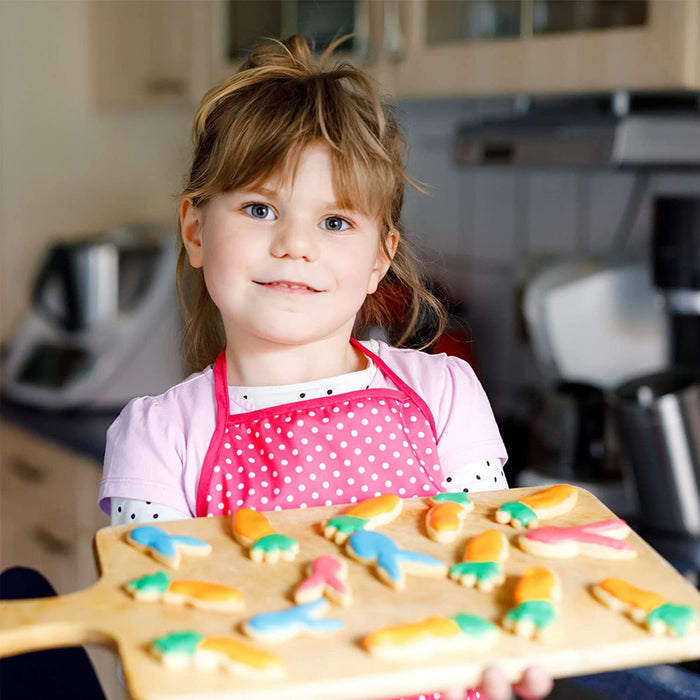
[393,0,700,97]
[0,494,80,594]
[209,0,395,93]
[89,0,203,107]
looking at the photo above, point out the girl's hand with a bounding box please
[445,665,553,700]
[479,665,553,700]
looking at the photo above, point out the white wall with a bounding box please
[0,0,194,340]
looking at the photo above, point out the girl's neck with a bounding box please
[223,335,367,387]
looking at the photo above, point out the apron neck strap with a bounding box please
[212,340,436,438]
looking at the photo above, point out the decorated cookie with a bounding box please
[233,508,299,563]
[503,566,561,639]
[449,530,509,591]
[519,519,636,560]
[363,613,498,661]
[323,494,403,545]
[592,578,698,637]
[126,525,211,569]
[294,554,352,607]
[496,485,578,529]
[242,598,345,643]
[425,492,475,543]
[345,530,447,590]
[125,572,244,613]
[151,631,285,678]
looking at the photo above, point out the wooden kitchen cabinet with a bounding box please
[393,0,700,97]
[206,0,397,94]
[88,0,211,108]
[88,0,700,106]
[0,421,125,700]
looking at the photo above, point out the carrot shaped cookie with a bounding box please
[233,508,299,563]
[126,525,211,569]
[125,572,244,613]
[242,599,345,643]
[151,631,285,678]
[346,531,447,591]
[294,555,352,606]
[592,578,698,637]
[503,566,561,639]
[323,494,403,544]
[519,519,636,560]
[449,530,509,591]
[425,493,474,543]
[496,485,578,529]
[364,613,498,661]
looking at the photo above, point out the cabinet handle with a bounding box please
[9,458,46,484]
[383,0,405,62]
[31,526,74,557]
[144,78,186,96]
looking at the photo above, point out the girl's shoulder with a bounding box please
[110,365,216,431]
[373,341,479,387]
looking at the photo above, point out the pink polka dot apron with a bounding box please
[196,339,444,516]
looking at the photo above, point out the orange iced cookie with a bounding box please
[425,493,474,543]
[496,485,578,529]
[125,572,244,613]
[449,530,509,591]
[364,613,498,661]
[323,494,403,544]
[503,566,561,639]
[233,508,299,563]
[151,631,285,678]
[592,578,698,637]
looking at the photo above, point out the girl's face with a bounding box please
[181,143,397,351]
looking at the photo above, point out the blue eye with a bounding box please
[321,216,350,232]
[244,203,276,220]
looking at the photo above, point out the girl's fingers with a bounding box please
[478,666,513,700]
[511,666,553,700]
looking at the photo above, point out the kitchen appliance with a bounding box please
[519,259,668,512]
[610,195,700,548]
[455,91,700,168]
[611,370,700,537]
[1,223,184,410]
[652,196,700,372]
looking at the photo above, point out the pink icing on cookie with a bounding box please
[523,519,634,552]
[295,555,351,606]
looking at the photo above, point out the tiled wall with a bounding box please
[398,98,700,418]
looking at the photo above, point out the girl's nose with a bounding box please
[269,220,319,261]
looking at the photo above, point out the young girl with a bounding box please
[100,35,551,700]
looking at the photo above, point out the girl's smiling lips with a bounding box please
[255,280,323,293]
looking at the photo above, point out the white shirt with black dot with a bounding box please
[441,459,508,494]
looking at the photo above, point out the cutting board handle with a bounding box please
[0,584,114,657]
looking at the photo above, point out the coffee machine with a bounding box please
[611,196,700,577]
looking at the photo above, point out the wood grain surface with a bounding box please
[1,487,699,700]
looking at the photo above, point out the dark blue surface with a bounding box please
[570,664,700,700]
[0,396,117,464]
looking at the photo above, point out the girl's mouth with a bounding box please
[256,281,321,293]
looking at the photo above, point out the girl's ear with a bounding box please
[368,228,400,294]
[180,198,204,269]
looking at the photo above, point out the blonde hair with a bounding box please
[178,34,447,373]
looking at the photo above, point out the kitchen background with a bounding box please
[1,2,699,697]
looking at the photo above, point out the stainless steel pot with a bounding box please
[611,370,700,536]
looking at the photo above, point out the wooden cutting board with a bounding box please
[1,487,699,700]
